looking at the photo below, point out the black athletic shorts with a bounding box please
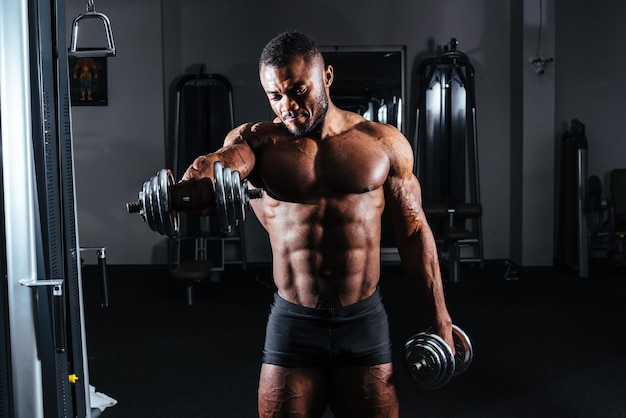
[262,287,393,367]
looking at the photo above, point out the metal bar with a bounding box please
[68,12,116,58]
[97,251,109,307]
[31,0,76,412]
[469,107,484,266]
[19,280,67,354]
[0,0,45,415]
[56,0,92,413]
[577,149,589,277]
[80,247,109,307]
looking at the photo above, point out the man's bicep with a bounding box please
[384,175,426,238]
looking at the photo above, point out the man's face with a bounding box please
[260,55,332,137]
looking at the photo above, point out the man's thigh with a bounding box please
[258,363,328,418]
[328,363,399,418]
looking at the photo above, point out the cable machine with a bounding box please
[414,38,483,279]
[0,0,115,416]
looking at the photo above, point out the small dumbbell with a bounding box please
[404,324,473,389]
[126,161,263,237]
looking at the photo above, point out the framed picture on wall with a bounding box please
[68,54,108,106]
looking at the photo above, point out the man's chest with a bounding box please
[254,136,390,200]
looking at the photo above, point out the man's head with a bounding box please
[259,32,333,137]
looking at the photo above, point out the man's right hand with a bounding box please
[169,177,215,214]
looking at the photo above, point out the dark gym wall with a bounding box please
[67,0,626,267]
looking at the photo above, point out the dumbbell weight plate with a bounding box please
[150,169,178,238]
[149,174,165,236]
[159,169,179,238]
[405,339,443,388]
[222,166,237,229]
[141,179,156,232]
[404,332,455,389]
[232,170,245,223]
[421,332,455,388]
[213,161,231,233]
[452,325,473,376]
[129,169,179,238]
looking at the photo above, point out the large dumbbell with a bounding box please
[126,161,263,237]
[404,325,473,389]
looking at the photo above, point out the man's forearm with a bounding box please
[397,231,453,345]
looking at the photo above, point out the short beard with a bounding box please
[284,94,328,137]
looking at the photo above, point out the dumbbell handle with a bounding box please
[168,178,216,213]
[126,201,142,214]
[125,178,216,214]
[126,162,263,237]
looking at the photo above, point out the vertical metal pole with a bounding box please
[0,0,45,416]
[577,148,589,277]
[97,248,110,308]
[469,107,484,266]
[31,0,78,414]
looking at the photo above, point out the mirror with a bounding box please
[321,45,407,258]
[320,45,406,135]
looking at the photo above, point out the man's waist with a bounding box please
[273,286,382,319]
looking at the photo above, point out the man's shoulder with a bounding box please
[347,118,414,171]
[350,117,407,146]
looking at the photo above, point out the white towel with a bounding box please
[89,385,118,412]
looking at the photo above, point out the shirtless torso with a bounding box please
[249,117,391,308]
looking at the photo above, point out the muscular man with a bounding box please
[182,31,454,418]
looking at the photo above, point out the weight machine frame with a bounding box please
[414,38,484,277]
[0,0,115,416]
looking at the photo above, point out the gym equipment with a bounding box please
[414,38,484,277]
[424,203,482,283]
[415,38,480,207]
[581,170,626,266]
[79,247,110,308]
[168,69,248,281]
[609,169,626,261]
[68,0,116,58]
[169,67,234,180]
[404,325,473,389]
[1,0,108,415]
[556,119,588,277]
[126,161,263,237]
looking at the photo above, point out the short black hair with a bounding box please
[259,31,321,70]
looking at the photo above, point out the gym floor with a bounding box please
[82,260,626,418]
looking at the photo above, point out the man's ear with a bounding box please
[324,65,334,87]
